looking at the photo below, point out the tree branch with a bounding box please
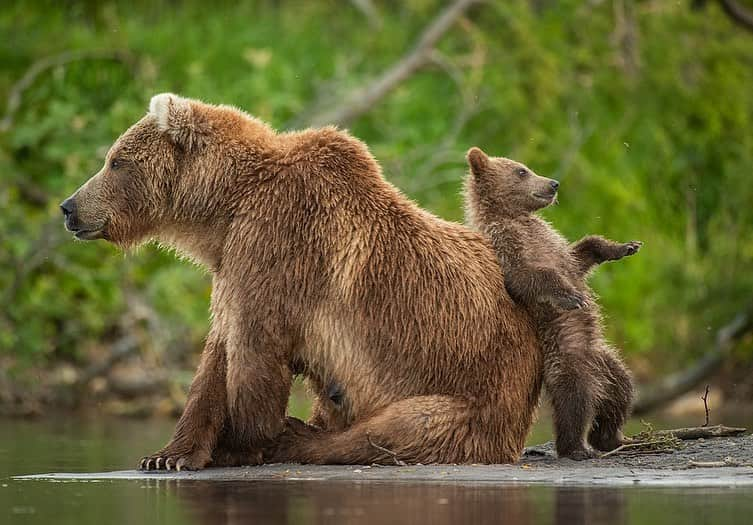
[306,0,480,127]
[718,0,753,33]
[633,307,753,414]
[655,424,747,440]
[1,49,135,133]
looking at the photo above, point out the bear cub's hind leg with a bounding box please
[588,347,634,452]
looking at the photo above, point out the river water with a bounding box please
[2,415,752,524]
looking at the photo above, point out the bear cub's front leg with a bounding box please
[571,236,642,276]
[530,268,588,311]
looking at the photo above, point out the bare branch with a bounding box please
[718,0,753,33]
[701,384,710,426]
[654,424,747,440]
[306,0,480,127]
[1,217,66,311]
[350,0,382,29]
[366,433,407,466]
[1,49,135,133]
[600,439,671,458]
[688,457,743,468]
[76,334,140,387]
[633,307,753,415]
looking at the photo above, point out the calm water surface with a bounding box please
[2,415,752,525]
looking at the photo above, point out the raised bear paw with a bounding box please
[139,446,211,471]
[620,240,643,257]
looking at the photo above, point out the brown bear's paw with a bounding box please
[620,240,643,258]
[263,416,322,463]
[139,446,211,471]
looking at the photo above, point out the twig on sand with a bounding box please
[687,457,743,468]
[607,449,677,458]
[600,422,748,458]
[701,384,711,427]
[655,425,747,440]
[366,434,407,466]
[600,440,674,458]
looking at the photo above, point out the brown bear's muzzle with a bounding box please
[60,194,106,240]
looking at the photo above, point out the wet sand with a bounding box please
[15,435,753,487]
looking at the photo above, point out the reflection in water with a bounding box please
[554,487,626,525]
[170,480,627,525]
[5,416,753,525]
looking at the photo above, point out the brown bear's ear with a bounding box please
[149,93,207,150]
[466,147,490,176]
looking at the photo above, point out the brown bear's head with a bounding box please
[465,147,559,218]
[60,94,259,265]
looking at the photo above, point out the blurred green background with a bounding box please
[2,0,753,416]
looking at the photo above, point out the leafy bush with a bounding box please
[2,0,752,377]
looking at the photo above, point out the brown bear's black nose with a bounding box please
[60,197,75,218]
[550,180,560,191]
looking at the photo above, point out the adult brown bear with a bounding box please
[60,94,542,470]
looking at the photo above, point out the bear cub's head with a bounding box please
[465,147,560,219]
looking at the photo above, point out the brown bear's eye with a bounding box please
[110,158,120,170]
[517,168,528,178]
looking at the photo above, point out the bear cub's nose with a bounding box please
[60,197,75,218]
[550,180,560,191]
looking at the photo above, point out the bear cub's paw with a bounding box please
[551,290,588,311]
[561,445,600,461]
[621,240,643,257]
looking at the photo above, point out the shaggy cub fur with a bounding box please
[464,147,640,459]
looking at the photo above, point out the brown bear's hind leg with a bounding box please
[265,395,510,465]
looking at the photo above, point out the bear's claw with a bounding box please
[139,448,210,471]
[622,240,643,256]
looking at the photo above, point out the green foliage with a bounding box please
[2,0,752,373]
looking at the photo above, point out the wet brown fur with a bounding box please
[63,95,544,469]
[464,147,638,459]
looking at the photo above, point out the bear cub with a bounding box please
[464,147,640,459]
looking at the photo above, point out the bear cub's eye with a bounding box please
[516,168,528,178]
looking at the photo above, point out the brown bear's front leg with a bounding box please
[223,320,294,453]
[570,236,642,276]
[139,328,227,471]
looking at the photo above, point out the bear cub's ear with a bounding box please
[466,147,490,175]
[149,93,206,150]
